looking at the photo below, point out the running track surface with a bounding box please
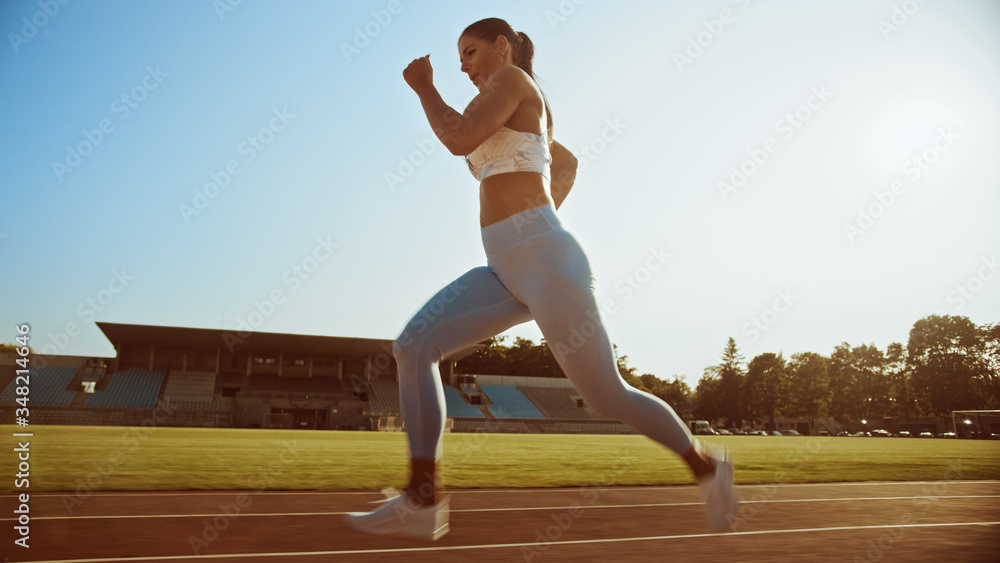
[3,481,998,562]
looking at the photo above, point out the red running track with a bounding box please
[2,481,998,562]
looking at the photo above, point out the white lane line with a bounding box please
[3,480,997,498]
[19,521,1000,563]
[731,480,1000,488]
[7,495,999,522]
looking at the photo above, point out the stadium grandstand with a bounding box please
[0,322,634,434]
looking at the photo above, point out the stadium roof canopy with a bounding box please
[96,322,481,361]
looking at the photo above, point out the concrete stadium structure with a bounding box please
[0,322,631,434]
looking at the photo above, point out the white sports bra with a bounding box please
[465,126,551,182]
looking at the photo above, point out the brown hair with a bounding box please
[461,18,553,140]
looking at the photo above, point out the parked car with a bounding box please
[837,431,850,437]
[937,432,957,439]
[919,431,934,438]
[896,431,911,438]
[716,429,731,436]
[871,429,890,437]
[771,431,782,436]
[689,420,715,435]
[781,429,801,436]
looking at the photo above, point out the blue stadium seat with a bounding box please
[84,368,165,409]
[443,386,484,418]
[481,385,545,419]
[0,367,77,407]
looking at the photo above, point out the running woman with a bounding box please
[344,17,737,540]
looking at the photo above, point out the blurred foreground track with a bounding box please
[2,481,998,562]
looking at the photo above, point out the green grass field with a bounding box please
[2,425,998,493]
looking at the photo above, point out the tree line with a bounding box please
[456,314,999,427]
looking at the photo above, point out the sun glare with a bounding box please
[863,99,961,176]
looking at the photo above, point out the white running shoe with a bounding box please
[343,487,450,541]
[697,449,738,533]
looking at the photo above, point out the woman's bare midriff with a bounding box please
[479,171,553,227]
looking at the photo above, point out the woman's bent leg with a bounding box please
[345,266,531,538]
[393,266,531,490]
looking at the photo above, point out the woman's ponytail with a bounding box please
[513,31,534,79]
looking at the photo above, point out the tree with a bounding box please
[638,373,691,407]
[717,338,746,427]
[828,343,891,424]
[827,343,852,423]
[513,337,563,378]
[884,342,917,419]
[907,315,992,415]
[693,339,746,427]
[785,351,830,427]
[743,353,787,429]
[455,336,512,375]
[855,344,891,421]
[978,323,1000,408]
[455,336,564,378]
[694,365,724,422]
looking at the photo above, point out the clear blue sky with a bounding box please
[2,0,998,383]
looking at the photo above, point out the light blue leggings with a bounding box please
[393,204,693,460]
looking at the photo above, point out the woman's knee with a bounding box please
[393,329,440,369]
[393,281,474,365]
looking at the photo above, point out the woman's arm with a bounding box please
[549,140,578,209]
[404,57,532,156]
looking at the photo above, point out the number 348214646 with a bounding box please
[14,324,30,415]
